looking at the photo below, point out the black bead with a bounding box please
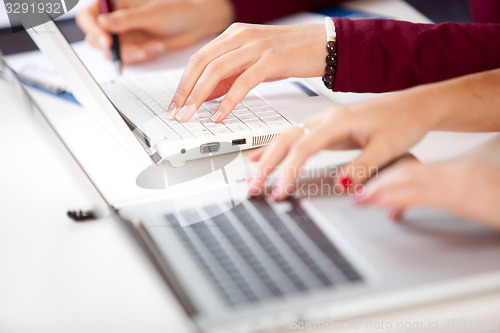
[326,54,337,66]
[324,80,334,89]
[327,41,337,53]
[324,74,335,83]
[325,66,336,75]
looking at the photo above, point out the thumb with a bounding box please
[97,6,153,33]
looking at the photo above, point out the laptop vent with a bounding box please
[252,133,280,147]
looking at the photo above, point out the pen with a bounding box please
[99,0,122,75]
[14,71,79,104]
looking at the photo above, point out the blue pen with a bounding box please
[15,70,80,105]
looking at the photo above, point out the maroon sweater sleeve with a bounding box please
[230,0,341,24]
[333,18,500,93]
[469,0,500,23]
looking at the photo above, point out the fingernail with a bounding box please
[339,177,352,189]
[211,109,222,122]
[146,42,165,55]
[98,35,108,48]
[271,185,282,201]
[353,193,364,205]
[175,104,196,122]
[247,177,255,192]
[388,210,402,222]
[167,102,177,119]
[127,50,146,62]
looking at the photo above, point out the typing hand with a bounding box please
[168,23,326,122]
[247,88,440,201]
[356,159,500,229]
[76,0,235,64]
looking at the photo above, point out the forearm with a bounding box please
[419,69,500,132]
[333,18,500,93]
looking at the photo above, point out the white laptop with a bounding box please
[17,17,500,333]
[24,18,335,167]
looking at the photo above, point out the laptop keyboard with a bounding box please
[161,197,363,306]
[116,72,292,140]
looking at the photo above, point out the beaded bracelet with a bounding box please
[323,17,337,90]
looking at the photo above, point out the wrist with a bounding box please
[400,84,449,133]
[200,0,235,36]
[309,24,330,77]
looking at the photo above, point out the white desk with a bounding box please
[1,1,499,332]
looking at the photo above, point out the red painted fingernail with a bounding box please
[388,210,403,222]
[271,185,282,201]
[340,177,352,189]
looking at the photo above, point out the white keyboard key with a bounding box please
[197,111,212,119]
[183,122,204,129]
[211,127,231,134]
[251,106,275,113]
[253,110,278,118]
[205,124,231,134]
[245,119,269,130]
[266,119,291,128]
[199,118,212,124]
[226,122,250,133]
[261,116,284,123]
[222,118,240,125]
[242,94,266,108]
[233,103,247,111]
[233,110,252,117]
[203,101,219,112]
[238,114,259,122]
[190,128,214,136]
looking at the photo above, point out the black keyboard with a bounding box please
[163,197,362,306]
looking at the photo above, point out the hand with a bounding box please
[247,87,442,200]
[356,159,500,230]
[168,23,327,122]
[76,0,235,64]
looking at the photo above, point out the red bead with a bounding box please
[340,177,352,189]
[325,66,336,75]
[324,81,333,89]
[324,74,335,83]
[327,41,337,53]
[326,54,337,66]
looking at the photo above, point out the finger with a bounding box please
[337,137,402,192]
[120,39,164,64]
[168,36,245,119]
[248,126,306,197]
[175,49,258,122]
[84,31,112,51]
[77,1,111,50]
[97,6,152,33]
[248,148,265,162]
[272,124,338,200]
[76,0,100,34]
[357,162,440,211]
[210,63,267,123]
[358,161,420,203]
